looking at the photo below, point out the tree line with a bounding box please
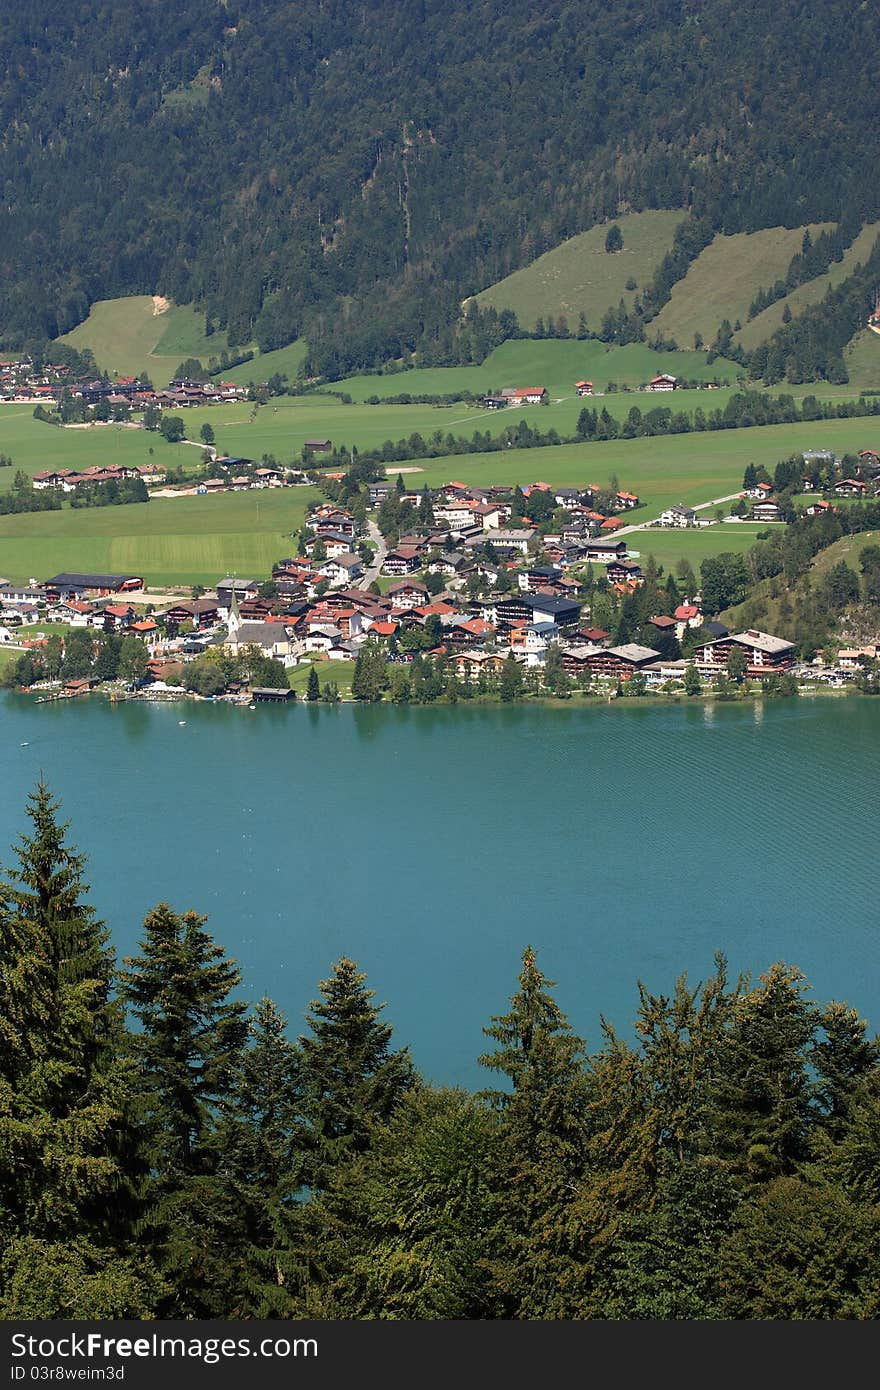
[1,783,878,1320]
[297,390,880,480]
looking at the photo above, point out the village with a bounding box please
[5,454,879,703]
[0,356,251,409]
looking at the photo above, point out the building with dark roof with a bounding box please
[43,572,144,597]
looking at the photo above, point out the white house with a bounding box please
[658,505,697,528]
[433,500,479,530]
[483,528,536,555]
[318,554,364,587]
[503,386,548,405]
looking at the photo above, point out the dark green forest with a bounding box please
[2,1,879,374]
[2,784,879,1320]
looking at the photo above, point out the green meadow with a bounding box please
[652,224,833,348]
[59,296,247,386]
[0,488,317,587]
[286,659,355,697]
[2,377,879,587]
[4,369,874,493]
[626,523,770,572]
[319,338,743,402]
[0,411,201,481]
[736,223,880,351]
[406,415,880,515]
[472,210,685,331]
[215,340,309,385]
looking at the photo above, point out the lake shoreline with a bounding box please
[2,678,860,711]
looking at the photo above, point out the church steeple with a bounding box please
[227,577,242,640]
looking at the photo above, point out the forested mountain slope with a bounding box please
[1,1,878,373]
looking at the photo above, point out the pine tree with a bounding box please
[479,947,590,1316]
[499,654,523,702]
[351,640,388,702]
[812,1002,880,1141]
[299,1088,503,1319]
[0,783,150,1315]
[684,662,702,696]
[120,904,249,1314]
[216,998,306,1315]
[709,963,817,1178]
[297,958,415,1189]
[306,664,321,701]
[122,903,248,1175]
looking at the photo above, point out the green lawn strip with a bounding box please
[0,489,316,586]
[626,525,767,572]
[286,659,354,696]
[212,341,308,385]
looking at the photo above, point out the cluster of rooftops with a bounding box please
[0,467,798,688]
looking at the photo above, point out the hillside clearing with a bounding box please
[213,340,309,386]
[323,338,741,403]
[58,296,249,386]
[652,224,833,349]
[843,329,880,394]
[472,211,684,331]
[736,224,880,351]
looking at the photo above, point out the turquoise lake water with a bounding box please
[1,693,878,1085]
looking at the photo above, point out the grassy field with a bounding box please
[287,659,354,697]
[3,388,880,585]
[214,341,309,385]
[652,224,833,349]
[407,415,880,509]
[736,224,880,351]
[59,296,247,386]
[843,330,880,393]
[0,488,317,587]
[472,211,685,331]
[3,373,878,496]
[323,338,743,403]
[0,411,202,481]
[3,380,873,492]
[627,523,769,571]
